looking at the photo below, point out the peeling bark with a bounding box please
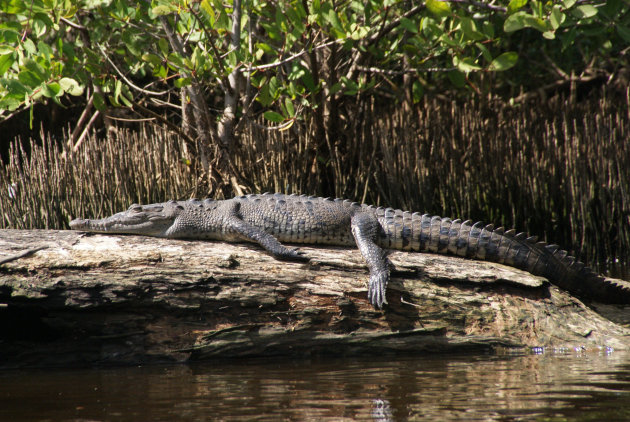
[0,229,628,368]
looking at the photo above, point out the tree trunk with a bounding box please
[1,229,628,368]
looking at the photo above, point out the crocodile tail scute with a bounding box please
[404,214,630,304]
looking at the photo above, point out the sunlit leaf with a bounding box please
[454,56,481,73]
[573,5,598,19]
[0,53,14,75]
[550,6,565,30]
[59,77,83,95]
[174,77,191,88]
[263,110,285,123]
[488,51,518,71]
[504,12,549,33]
[152,5,173,16]
[42,82,62,98]
[93,91,106,111]
[426,0,451,18]
[284,97,295,117]
[18,70,43,87]
[507,0,528,14]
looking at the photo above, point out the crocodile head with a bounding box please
[70,202,183,237]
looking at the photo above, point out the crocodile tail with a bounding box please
[394,213,630,304]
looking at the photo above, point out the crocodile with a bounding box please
[69,192,630,308]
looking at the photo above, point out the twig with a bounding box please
[444,0,507,13]
[129,100,196,146]
[72,110,100,152]
[243,39,342,72]
[97,44,169,96]
[106,115,156,122]
[0,246,48,266]
[60,17,86,30]
[367,4,426,47]
[356,65,456,75]
[249,117,296,131]
[508,74,599,103]
[187,6,227,79]
[68,94,95,147]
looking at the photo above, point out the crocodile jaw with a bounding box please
[70,204,178,237]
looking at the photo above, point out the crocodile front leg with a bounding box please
[351,212,390,308]
[226,215,308,261]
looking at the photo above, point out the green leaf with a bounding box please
[426,0,451,18]
[573,5,598,19]
[200,0,215,26]
[488,51,518,71]
[37,41,54,62]
[23,38,37,55]
[32,19,47,38]
[504,12,526,32]
[616,25,630,43]
[325,7,344,36]
[268,76,280,99]
[211,0,229,31]
[0,53,14,75]
[119,87,132,107]
[18,70,43,88]
[550,6,566,30]
[284,97,295,117]
[504,12,549,33]
[257,83,272,107]
[167,52,185,69]
[152,5,173,16]
[59,77,83,95]
[2,78,30,98]
[447,70,466,88]
[113,79,122,105]
[412,80,423,103]
[263,110,285,123]
[42,82,62,98]
[174,77,191,88]
[329,82,342,95]
[453,56,481,73]
[562,0,576,8]
[399,17,418,33]
[475,42,492,62]
[158,38,169,56]
[507,0,528,14]
[93,91,106,111]
[341,76,358,95]
[142,53,162,67]
[0,96,22,111]
[482,21,494,38]
[459,17,484,41]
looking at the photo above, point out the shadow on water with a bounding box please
[1,351,630,421]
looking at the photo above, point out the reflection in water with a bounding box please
[1,351,630,421]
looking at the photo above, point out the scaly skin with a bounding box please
[70,193,630,308]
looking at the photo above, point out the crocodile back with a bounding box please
[235,193,358,246]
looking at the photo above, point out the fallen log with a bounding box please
[1,229,628,367]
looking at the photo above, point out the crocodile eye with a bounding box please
[129,204,143,212]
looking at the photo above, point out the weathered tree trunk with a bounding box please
[1,229,628,368]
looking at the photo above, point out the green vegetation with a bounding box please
[1,0,628,192]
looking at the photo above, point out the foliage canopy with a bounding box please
[0,0,628,192]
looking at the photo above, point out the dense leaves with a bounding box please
[1,0,627,125]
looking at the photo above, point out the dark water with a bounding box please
[2,351,630,421]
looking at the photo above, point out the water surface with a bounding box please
[2,351,630,421]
